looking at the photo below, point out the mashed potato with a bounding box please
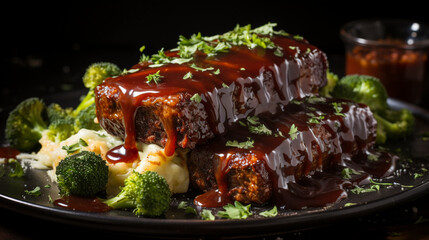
[20,129,189,196]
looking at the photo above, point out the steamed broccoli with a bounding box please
[331,74,414,144]
[46,116,76,142]
[74,104,101,131]
[332,74,389,113]
[55,151,109,197]
[104,171,171,217]
[319,71,339,98]
[5,62,120,151]
[73,62,121,115]
[5,98,48,151]
[374,108,415,144]
[46,103,77,142]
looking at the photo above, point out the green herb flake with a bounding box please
[146,70,164,84]
[350,186,377,194]
[217,201,252,219]
[222,83,229,88]
[246,116,260,125]
[190,63,214,72]
[201,209,215,221]
[414,173,424,179]
[178,201,197,215]
[183,71,193,80]
[274,47,284,57]
[341,168,362,180]
[249,124,272,135]
[332,102,346,117]
[24,186,41,197]
[293,35,304,41]
[289,124,298,140]
[259,206,278,217]
[79,138,88,147]
[344,202,357,207]
[190,93,202,103]
[367,153,379,161]
[213,68,221,75]
[8,159,24,178]
[226,138,254,149]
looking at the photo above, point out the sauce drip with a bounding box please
[97,34,327,162]
[54,196,111,213]
[0,147,20,162]
[192,97,395,209]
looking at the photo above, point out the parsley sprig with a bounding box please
[138,23,291,69]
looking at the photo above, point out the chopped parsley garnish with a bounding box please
[289,124,298,140]
[201,209,215,220]
[350,178,394,194]
[259,206,278,217]
[177,201,197,215]
[341,168,362,179]
[62,138,88,155]
[24,186,41,197]
[8,159,24,178]
[138,22,292,69]
[190,93,202,103]
[307,113,325,124]
[217,201,252,219]
[242,116,272,135]
[332,102,346,117]
[226,137,254,149]
[249,124,272,135]
[183,71,193,80]
[190,63,214,72]
[146,70,163,84]
[213,68,221,75]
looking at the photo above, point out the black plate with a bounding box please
[1,96,429,239]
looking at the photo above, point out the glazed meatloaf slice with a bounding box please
[188,96,395,209]
[94,33,327,156]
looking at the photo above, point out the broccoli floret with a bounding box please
[82,62,122,89]
[332,74,389,113]
[46,103,73,122]
[74,104,101,131]
[319,71,339,97]
[104,171,171,217]
[5,97,49,151]
[55,151,109,197]
[74,62,121,115]
[331,74,414,144]
[374,108,415,144]
[46,116,77,142]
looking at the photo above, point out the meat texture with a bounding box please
[94,35,327,154]
[188,97,379,208]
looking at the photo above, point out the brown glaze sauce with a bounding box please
[0,147,20,162]
[101,34,326,162]
[193,98,396,209]
[54,196,111,213]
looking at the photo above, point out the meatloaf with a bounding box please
[94,33,328,156]
[188,96,395,209]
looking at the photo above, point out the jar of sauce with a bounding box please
[341,19,429,105]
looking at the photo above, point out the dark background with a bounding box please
[2,2,429,239]
[3,2,429,112]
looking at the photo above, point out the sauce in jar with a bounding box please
[345,41,428,104]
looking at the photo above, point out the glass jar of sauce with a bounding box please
[340,19,429,105]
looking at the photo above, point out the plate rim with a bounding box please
[1,97,429,237]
